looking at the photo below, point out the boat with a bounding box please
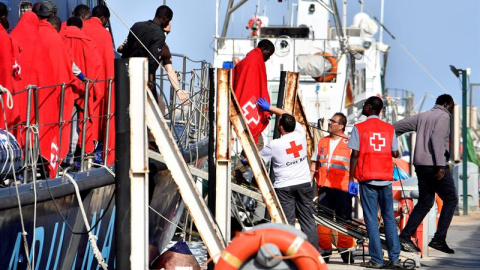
[0,1,211,269]
[214,0,395,136]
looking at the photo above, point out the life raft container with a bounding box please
[215,227,327,270]
[314,52,338,82]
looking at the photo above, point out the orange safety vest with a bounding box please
[315,136,351,191]
[354,118,394,181]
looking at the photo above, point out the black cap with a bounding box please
[37,1,57,17]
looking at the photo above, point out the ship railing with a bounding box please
[0,78,115,184]
[0,55,212,185]
[154,54,211,153]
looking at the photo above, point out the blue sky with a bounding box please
[107,0,479,111]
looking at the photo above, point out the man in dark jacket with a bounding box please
[121,5,172,101]
[394,94,457,254]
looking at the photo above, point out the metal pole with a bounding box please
[104,78,113,165]
[34,87,39,126]
[115,58,131,269]
[470,83,477,128]
[129,58,149,268]
[207,67,216,270]
[182,55,187,91]
[207,68,216,215]
[80,82,90,171]
[56,84,66,177]
[461,70,468,215]
[270,71,287,182]
[23,86,34,183]
[215,68,231,242]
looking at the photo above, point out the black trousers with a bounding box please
[275,182,319,249]
[400,165,458,241]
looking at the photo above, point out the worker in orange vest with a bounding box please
[311,112,355,263]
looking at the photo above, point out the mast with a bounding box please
[380,0,385,43]
[342,0,346,38]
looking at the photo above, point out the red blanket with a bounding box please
[10,12,55,166]
[39,19,76,176]
[62,25,102,154]
[83,17,116,164]
[0,27,18,129]
[233,47,271,143]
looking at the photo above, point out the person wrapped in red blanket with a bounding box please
[232,40,275,185]
[232,39,275,144]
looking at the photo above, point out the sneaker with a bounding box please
[321,250,332,263]
[341,251,354,263]
[360,260,383,269]
[399,237,421,253]
[428,239,454,254]
[382,260,404,269]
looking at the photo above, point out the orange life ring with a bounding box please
[314,52,338,82]
[215,227,327,270]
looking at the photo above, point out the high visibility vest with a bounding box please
[315,136,351,191]
[354,118,394,181]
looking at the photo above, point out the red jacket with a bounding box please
[315,136,351,191]
[354,118,394,181]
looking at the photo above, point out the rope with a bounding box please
[0,92,37,269]
[63,169,108,270]
[148,206,184,232]
[0,84,14,109]
[91,163,116,177]
[30,127,39,270]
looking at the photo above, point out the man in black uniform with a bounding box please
[121,5,173,101]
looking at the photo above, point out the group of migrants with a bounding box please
[0,1,115,177]
[235,39,457,269]
[0,2,189,178]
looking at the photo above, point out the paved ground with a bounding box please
[325,211,480,269]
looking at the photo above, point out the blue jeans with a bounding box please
[360,183,400,264]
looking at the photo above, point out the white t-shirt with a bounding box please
[260,122,311,188]
[328,138,341,169]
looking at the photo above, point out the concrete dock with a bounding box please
[325,211,480,269]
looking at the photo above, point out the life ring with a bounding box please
[215,227,326,270]
[314,52,338,82]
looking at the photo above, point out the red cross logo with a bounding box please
[369,133,386,151]
[242,96,260,126]
[49,139,59,176]
[286,141,303,158]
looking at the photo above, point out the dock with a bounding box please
[326,212,480,269]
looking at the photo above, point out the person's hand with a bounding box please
[256,97,270,111]
[82,76,94,83]
[147,81,156,91]
[434,166,445,180]
[176,89,190,105]
[348,181,359,196]
[117,39,127,53]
